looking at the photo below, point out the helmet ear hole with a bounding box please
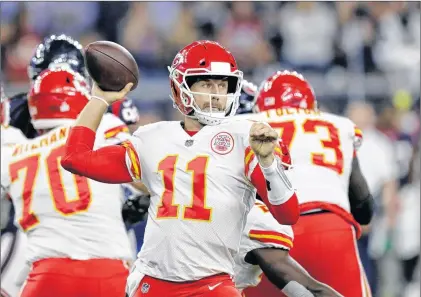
[199,59,206,66]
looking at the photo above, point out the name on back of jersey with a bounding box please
[11,126,69,157]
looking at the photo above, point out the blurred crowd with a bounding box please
[1,2,420,297]
[2,2,420,105]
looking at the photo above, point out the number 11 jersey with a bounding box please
[124,120,263,282]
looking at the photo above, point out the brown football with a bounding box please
[85,41,139,92]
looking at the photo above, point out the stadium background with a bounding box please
[1,2,420,297]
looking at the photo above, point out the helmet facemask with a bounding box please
[169,66,243,126]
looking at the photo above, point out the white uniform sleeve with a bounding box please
[1,146,13,229]
[352,124,363,152]
[120,125,148,182]
[95,113,132,148]
[238,201,294,264]
[234,201,294,290]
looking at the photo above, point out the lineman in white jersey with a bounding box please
[236,71,374,297]
[1,68,134,297]
[1,91,29,297]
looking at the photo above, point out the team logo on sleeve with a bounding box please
[211,132,234,155]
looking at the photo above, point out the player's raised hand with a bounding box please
[249,122,278,167]
[91,82,133,105]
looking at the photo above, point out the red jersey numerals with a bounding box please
[9,145,92,231]
[157,155,212,222]
[270,119,344,174]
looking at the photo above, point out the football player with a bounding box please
[1,68,134,297]
[237,70,374,297]
[1,87,28,297]
[9,34,136,139]
[236,200,342,297]
[62,40,299,297]
[121,193,343,297]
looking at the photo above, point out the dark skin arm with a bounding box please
[348,157,374,225]
[248,248,342,297]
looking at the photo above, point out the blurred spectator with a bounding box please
[118,2,165,72]
[219,2,274,75]
[394,144,420,297]
[164,4,200,60]
[346,101,400,296]
[4,34,41,83]
[192,2,228,39]
[25,2,100,37]
[277,2,338,72]
[376,104,415,186]
[371,2,420,94]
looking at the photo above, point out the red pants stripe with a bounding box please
[19,258,129,297]
[244,213,372,297]
[133,273,242,297]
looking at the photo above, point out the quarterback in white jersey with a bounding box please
[62,40,299,297]
[237,71,374,297]
[1,68,133,297]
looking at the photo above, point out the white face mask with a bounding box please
[169,68,244,126]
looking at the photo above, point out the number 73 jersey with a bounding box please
[237,108,362,213]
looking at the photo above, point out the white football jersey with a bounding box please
[125,120,261,281]
[1,228,28,297]
[1,125,26,147]
[1,114,133,264]
[234,200,293,291]
[237,108,362,213]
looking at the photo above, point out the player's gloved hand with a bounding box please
[249,122,279,168]
[91,82,133,105]
[122,194,150,226]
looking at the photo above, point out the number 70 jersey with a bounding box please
[1,114,133,263]
[237,108,362,213]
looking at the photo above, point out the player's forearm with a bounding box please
[348,157,374,225]
[259,158,299,225]
[61,126,133,183]
[255,250,342,297]
[74,98,108,131]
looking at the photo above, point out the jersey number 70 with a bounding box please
[9,145,91,231]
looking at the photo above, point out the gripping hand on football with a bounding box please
[91,82,133,105]
[249,122,279,168]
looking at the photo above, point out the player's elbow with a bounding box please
[271,192,299,225]
[61,153,84,175]
[351,194,374,225]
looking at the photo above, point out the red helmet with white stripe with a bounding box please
[254,70,316,112]
[168,40,243,125]
[28,67,90,129]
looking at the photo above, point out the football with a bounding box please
[85,41,139,92]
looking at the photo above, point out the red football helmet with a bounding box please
[28,67,90,129]
[168,40,243,125]
[253,70,316,112]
